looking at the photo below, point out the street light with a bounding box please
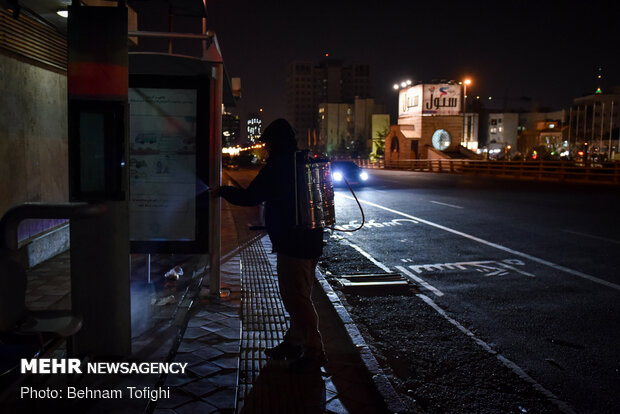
[462,79,472,146]
[393,79,414,91]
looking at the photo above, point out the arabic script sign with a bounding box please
[399,259,535,278]
[398,83,462,119]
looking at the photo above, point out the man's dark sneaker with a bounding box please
[289,352,328,374]
[264,342,302,360]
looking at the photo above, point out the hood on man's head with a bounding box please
[260,119,297,151]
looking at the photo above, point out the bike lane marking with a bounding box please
[338,194,620,292]
[330,233,576,414]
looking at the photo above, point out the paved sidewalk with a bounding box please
[5,167,400,413]
[159,234,391,413]
[154,168,397,413]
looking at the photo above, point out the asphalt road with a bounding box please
[327,169,620,414]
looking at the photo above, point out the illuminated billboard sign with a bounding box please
[423,84,460,115]
[398,84,423,119]
[399,83,462,119]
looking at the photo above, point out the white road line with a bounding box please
[562,229,620,245]
[336,199,574,412]
[498,262,536,278]
[417,293,576,414]
[340,195,620,292]
[341,239,392,273]
[430,200,464,209]
[396,266,444,296]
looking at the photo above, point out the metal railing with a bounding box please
[0,202,107,250]
[353,159,384,169]
[350,159,620,185]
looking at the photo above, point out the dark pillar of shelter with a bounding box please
[67,3,131,357]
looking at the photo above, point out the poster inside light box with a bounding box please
[129,88,197,241]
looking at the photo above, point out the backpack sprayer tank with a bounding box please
[294,151,336,229]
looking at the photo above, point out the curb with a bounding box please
[315,269,408,413]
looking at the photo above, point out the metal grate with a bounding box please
[238,238,289,408]
[334,273,416,295]
[0,8,67,71]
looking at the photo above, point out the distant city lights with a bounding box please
[222,143,265,156]
[247,116,262,143]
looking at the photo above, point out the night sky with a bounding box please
[131,0,619,134]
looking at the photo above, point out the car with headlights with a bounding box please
[329,161,369,186]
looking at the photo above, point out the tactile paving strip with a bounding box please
[238,237,289,406]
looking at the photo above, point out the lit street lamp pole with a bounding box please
[462,79,471,147]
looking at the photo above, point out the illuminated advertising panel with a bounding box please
[422,83,461,115]
[399,83,463,119]
[129,88,197,242]
[398,84,423,120]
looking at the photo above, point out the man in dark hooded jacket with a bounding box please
[217,119,326,371]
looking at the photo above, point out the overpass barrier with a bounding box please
[349,159,620,185]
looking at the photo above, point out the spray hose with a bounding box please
[328,177,365,233]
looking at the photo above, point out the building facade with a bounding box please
[318,103,354,154]
[0,7,70,266]
[316,97,385,156]
[569,90,620,158]
[222,111,240,147]
[247,113,262,144]
[481,111,568,158]
[286,59,371,145]
[488,113,519,148]
[386,82,474,161]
